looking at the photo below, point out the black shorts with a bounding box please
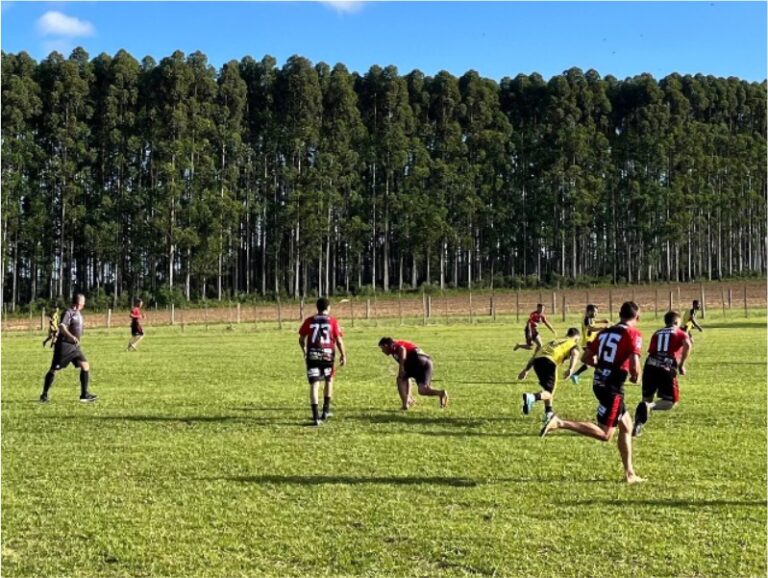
[306,360,335,384]
[524,325,539,346]
[131,322,144,337]
[405,355,433,387]
[592,368,628,427]
[533,357,557,392]
[51,342,87,370]
[642,364,679,403]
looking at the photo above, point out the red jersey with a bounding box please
[647,326,689,366]
[528,311,547,330]
[587,323,643,372]
[387,340,421,363]
[130,307,142,320]
[299,314,343,362]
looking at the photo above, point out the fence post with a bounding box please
[443,291,448,324]
[171,303,175,326]
[422,291,427,326]
[728,287,733,309]
[41,307,46,331]
[427,295,432,319]
[350,299,355,328]
[744,285,748,318]
[700,284,706,319]
[300,298,305,321]
[538,290,543,307]
[107,308,112,329]
[608,290,613,319]
[562,294,566,322]
[515,290,520,323]
[469,291,474,324]
[277,298,283,330]
[373,294,378,327]
[237,303,241,324]
[655,288,659,319]
[366,298,371,320]
[721,286,726,318]
[669,291,673,312]
[677,285,681,310]
[204,302,208,330]
[398,292,403,326]
[552,291,557,315]
[492,294,497,322]
[181,307,185,332]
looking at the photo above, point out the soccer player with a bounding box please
[42,306,61,348]
[378,337,448,410]
[570,304,610,384]
[632,311,692,437]
[39,294,98,403]
[126,298,145,351]
[513,303,556,352]
[519,328,581,420]
[298,297,347,426]
[682,300,703,343]
[540,301,645,484]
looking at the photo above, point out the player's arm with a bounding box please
[562,348,580,380]
[629,353,641,383]
[678,337,692,375]
[692,318,703,332]
[517,355,535,380]
[298,334,307,358]
[397,346,407,377]
[336,335,347,366]
[543,318,556,335]
[597,318,610,326]
[581,346,597,367]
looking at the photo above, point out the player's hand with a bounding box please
[698,327,703,332]
[679,365,686,376]
[73,337,80,346]
[629,373,639,384]
[339,355,346,367]
[517,370,528,380]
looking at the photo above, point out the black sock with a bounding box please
[545,406,553,414]
[311,403,319,422]
[322,396,331,416]
[80,371,89,398]
[574,364,589,376]
[534,392,542,401]
[42,371,55,396]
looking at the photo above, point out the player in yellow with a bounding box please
[682,300,703,343]
[569,304,609,384]
[519,328,581,420]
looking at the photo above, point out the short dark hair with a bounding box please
[536,303,544,308]
[586,304,596,312]
[619,301,639,321]
[316,297,330,312]
[71,293,85,305]
[378,337,394,347]
[692,300,700,307]
[134,298,143,307]
[566,327,580,337]
[664,311,680,326]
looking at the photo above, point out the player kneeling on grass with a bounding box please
[378,338,448,410]
[540,301,645,484]
[519,328,581,420]
[299,298,347,426]
[632,311,691,438]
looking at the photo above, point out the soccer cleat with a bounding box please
[522,393,534,415]
[79,393,98,403]
[38,395,49,404]
[320,412,333,421]
[570,374,580,385]
[540,413,559,438]
[543,410,554,423]
[632,422,644,438]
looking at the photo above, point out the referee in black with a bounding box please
[40,293,98,403]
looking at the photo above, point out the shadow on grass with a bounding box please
[224,474,479,487]
[414,430,538,438]
[36,414,297,426]
[560,498,766,508]
[700,321,765,329]
[445,380,519,386]
[346,413,487,428]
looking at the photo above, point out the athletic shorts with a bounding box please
[404,355,433,387]
[533,357,557,392]
[592,368,628,427]
[131,322,144,337]
[525,325,539,346]
[642,364,679,403]
[51,342,87,370]
[306,361,335,384]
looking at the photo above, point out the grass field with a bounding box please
[2,312,766,577]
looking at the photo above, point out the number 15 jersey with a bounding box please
[587,324,643,373]
[299,314,343,363]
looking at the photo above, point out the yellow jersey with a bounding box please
[682,309,696,333]
[534,336,580,366]
[581,316,599,346]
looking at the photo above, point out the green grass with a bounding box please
[2,313,766,577]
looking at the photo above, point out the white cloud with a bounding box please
[36,11,94,37]
[319,1,364,14]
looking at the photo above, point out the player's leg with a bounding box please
[542,389,622,442]
[320,371,334,420]
[397,376,410,410]
[40,367,58,402]
[76,359,97,402]
[617,411,645,483]
[414,360,447,407]
[532,333,543,354]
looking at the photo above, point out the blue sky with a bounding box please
[2,1,766,81]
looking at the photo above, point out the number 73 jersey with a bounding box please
[299,314,343,363]
[587,324,643,372]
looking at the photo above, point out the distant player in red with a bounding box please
[632,311,692,437]
[540,301,645,484]
[126,298,145,351]
[378,337,448,410]
[299,297,347,426]
[513,303,556,352]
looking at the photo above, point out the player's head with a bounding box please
[536,303,544,313]
[586,304,597,317]
[692,300,700,310]
[134,298,143,308]
[619,301,639,322]
[71,293,85,310]
[316,297,330,313]
[664,311,681,327]
[566,327,580,338]
[378,337,394,354]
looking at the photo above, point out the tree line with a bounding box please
[2,48,766,309]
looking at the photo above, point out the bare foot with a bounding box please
[439,391,449,408]
[406,396,416,408]
[626,473,647,484]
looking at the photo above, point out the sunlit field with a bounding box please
[2,312,766,577]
